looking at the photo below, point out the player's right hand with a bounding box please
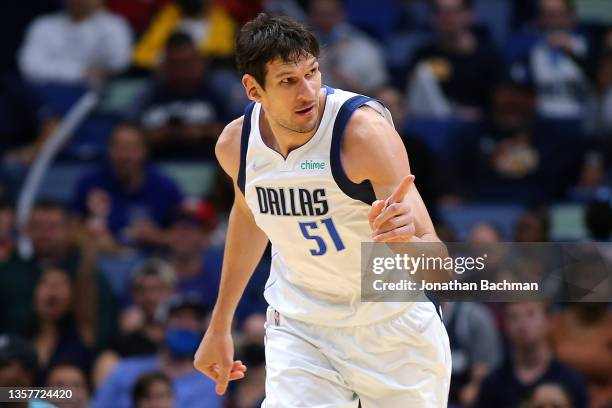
[193,329,247,395]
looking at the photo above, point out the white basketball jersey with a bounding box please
[238,86,412,326]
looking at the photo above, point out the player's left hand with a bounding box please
[368,175,416,243]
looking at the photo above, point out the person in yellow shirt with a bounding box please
[133,0,236,69]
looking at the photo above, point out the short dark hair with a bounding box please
[165,31,196,51]
[132,372,173,405]
[235,13,319,88]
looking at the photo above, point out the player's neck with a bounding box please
[260,89,326,158]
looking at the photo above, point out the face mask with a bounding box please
[165,328,201,358]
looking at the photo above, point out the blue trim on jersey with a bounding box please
[330,95,377,205]
[323,84,335,95]
[237,102,255,194]
[425,291,442,320]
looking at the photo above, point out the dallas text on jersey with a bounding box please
[255,187,329,217]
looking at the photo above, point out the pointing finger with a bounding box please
[386,175,415,205]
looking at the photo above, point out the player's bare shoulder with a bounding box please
[342,105,407,183]
[215,116,245,180]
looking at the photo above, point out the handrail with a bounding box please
[16,89,99,258]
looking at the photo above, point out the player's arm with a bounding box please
[343,106,441,245]
[193,117,269,395]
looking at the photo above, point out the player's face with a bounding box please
[259,55,322,134]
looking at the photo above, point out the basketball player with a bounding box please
[194,14,451,407]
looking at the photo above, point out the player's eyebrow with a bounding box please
[274,60,318,78]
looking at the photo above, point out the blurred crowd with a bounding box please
[0,0,611,407]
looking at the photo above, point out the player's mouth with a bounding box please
[295,105,315,116]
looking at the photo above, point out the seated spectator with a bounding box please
[166,204,268,322]
[405,0,500,120]
[0,200,117,341]
[46,360,91,408]
[475,302,589,408]
[308,0,388,94]
[112,259,176,358]
[166,206,220,309]
[528,382,575,408]
[132,0,236,69]
[0,334,56,407]
[444,301,502,407]
[18,0,131,84]
[29,268,97,382]
[72,122,184,248]
[133,32,228,159]
[507,0,593,121]
[132,372,174,408]
[92,294,226,408]
[450,64,580,203]
[550,303,612,408]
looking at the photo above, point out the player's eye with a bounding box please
[280,78,293,84]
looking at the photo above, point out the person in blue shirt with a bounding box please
[92,294,223,408]
[71,122,184,248]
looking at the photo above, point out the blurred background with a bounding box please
[0,0,610,407]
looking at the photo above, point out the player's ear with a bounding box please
[242,74,262,103]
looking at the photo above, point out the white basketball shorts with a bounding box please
[261,302,452,408]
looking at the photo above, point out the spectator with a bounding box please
[450,63,580,202]
[92,294,223,408]
[166,207,220,312]
[475,302,589,408]
[443,302,502,407]
[29,268,97,382]
[72,122,184,248]
[46,360,91,408]
[0,334,56,407]
[508,0,593,121]
[528,382,575,408]
[132,0,236,69]
[132,372,174,408]
[308,0,388,94]
[0,200,117,341]
[405,0,500,120]
[113,259,176,358]
[18,0,131,84]
[133,32,228,159]
[166,205,268,323]
[551,303,612,407]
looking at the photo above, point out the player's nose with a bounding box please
[296,77,316,102]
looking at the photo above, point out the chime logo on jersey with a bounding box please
[255,187,328,216]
